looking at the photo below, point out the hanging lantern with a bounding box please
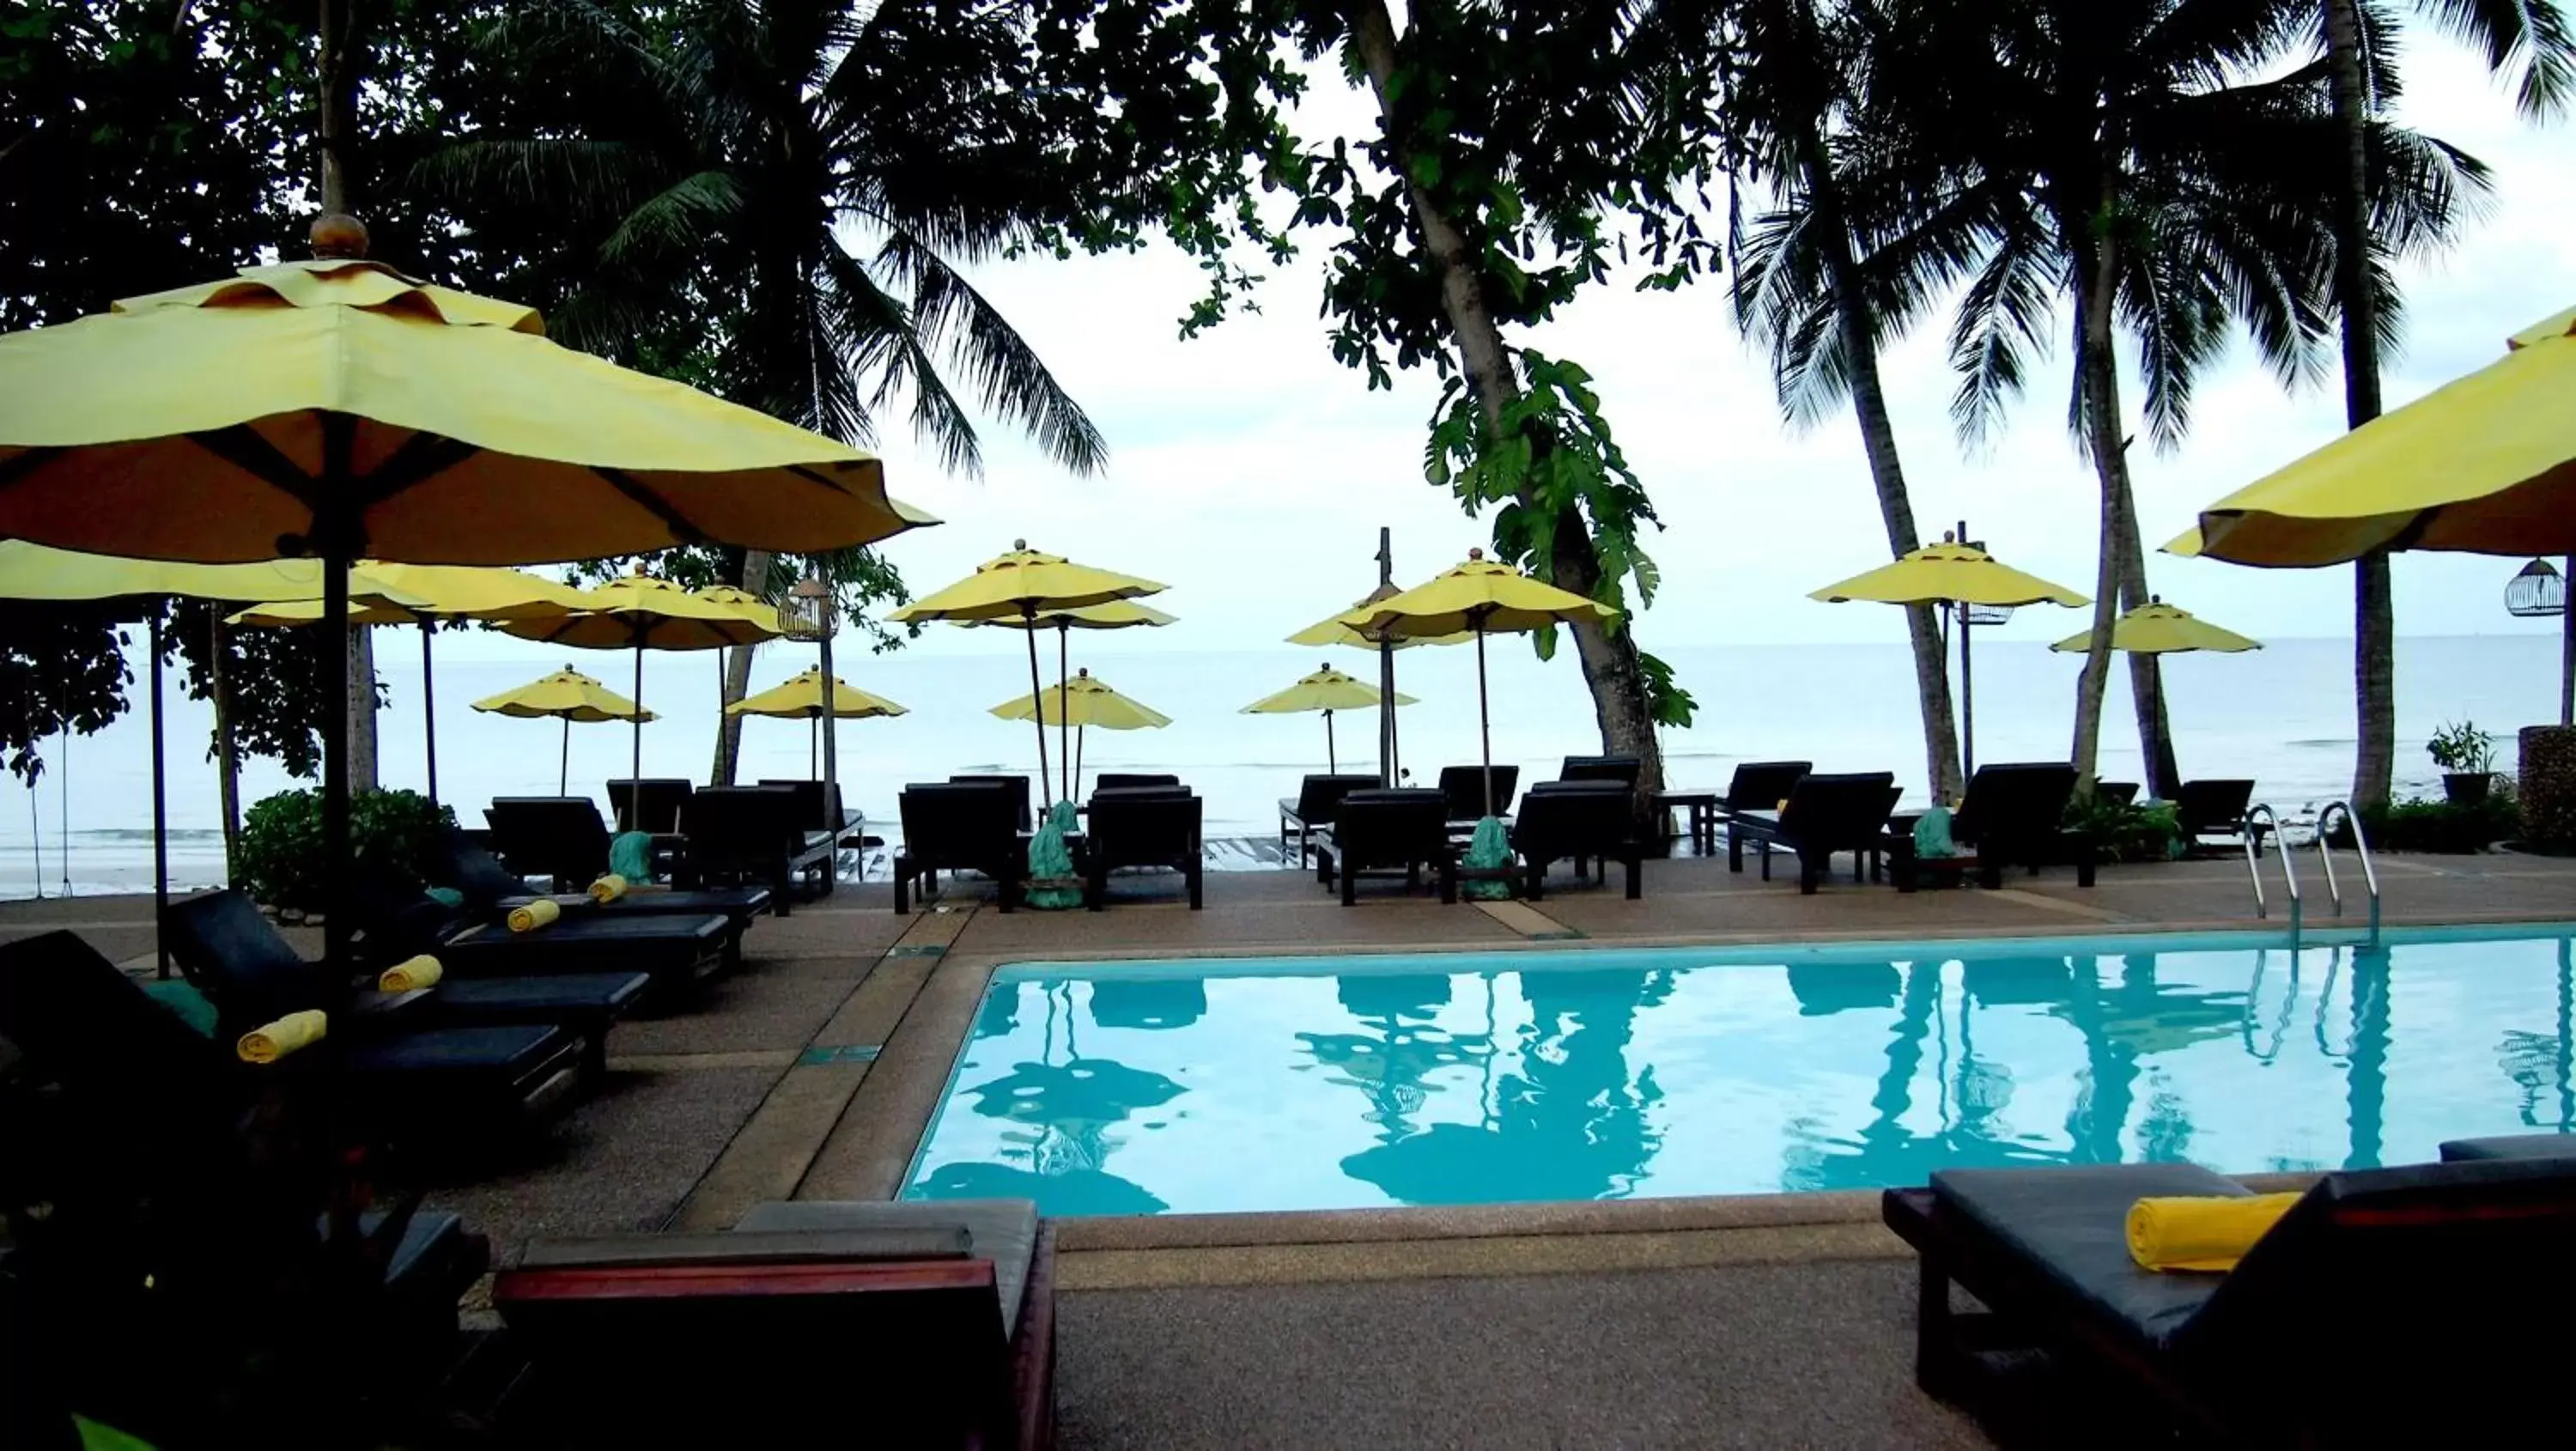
[2506,559,2566,619]
[1965,603,2016,626]
[780,575,833,640]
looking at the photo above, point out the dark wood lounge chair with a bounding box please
[151,898,592,1130]
[1095,773,1178,792]
[1315,788,1457,904]
[607,777,694,835]
[683,784,835,912]
[166,888,641,1079]
[438,830,771,955]
[1279,773,1380,868]
[1728,772,1902,894]
[484,796,631,890]
[1719,761,1813,823]
[896,780,1025,914]
[349,871,734,1000]
[1883,1157,2576,1446]
[493,1198,1055,1447]
[2175,779,2258,853]
[1908,762,2096,889]
[1558,754,1641,787]
[950,774,1036,832]
[0,931,495,1441]
[1510,780,1642,899]
[1437,763,1520,823]
[757,778,871,850]
[1082,786,1202,910]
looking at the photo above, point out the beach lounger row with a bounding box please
[1306,762,1649,904]
[486,785,860,915]
[890,774,1204,912]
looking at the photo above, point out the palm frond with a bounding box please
[871,226,1109,476]
[2415,0,2576,117]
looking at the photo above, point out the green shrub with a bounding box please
[2426,719,2500,775]
[2063,796,2184,863]
[237,787,457,911]
[2354,793,2519,854]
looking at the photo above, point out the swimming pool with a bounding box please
[901,926,2576,1217]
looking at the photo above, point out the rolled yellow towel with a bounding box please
[508,896,562,933]
[237,1009,328,1064]
[589,873,629,904]
[378,955,443,993]
[2126,1193,2302,1272]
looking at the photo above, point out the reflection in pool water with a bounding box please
[902,932,2576,1217]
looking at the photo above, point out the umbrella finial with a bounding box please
[309,212,369,259]
[1467,546,1484,561]
[1013,537,1028,551]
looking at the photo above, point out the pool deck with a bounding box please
[9,847,2573,1447]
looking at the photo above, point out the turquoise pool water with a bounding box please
[900,927,2576,1217]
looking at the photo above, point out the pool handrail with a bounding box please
[2243,803,2300,943]
[2312,799,2382,946]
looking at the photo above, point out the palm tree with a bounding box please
[1727,0,1965,804]
[1857,0,2481,794]
[2315,0,2572,810]
[423,0,1109,775]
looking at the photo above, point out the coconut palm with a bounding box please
[1726,0,1965,803]
[1852,0,2483,794]
[2311,0,2573,809]
[422,0,1109,772]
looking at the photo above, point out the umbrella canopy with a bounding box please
[1809,541,2090,608]
[892,542,1167,803]
[992,670,1172,731]
[1290,565,1470,787]
[0,231,934,970]
[472,667,656,723]
[2169,313,2576,567]
[0,256,935,565]
[970,599,1176,631]
[2049,600,2261,656]
[728,666,907,720]
[1243,665,1416,715]
[2510,307,2575,351]
[471,666,653,796]
[1336,550,1616,820]
[1243,665,1417,776]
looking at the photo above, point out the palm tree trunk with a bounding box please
[2111,495,2183,795]
[2324,0,2395,809]
[2069,220,2132,798]
[1350,0,1664,811]
[319,0,378,792]
[1795,127,1962,803]
[709,548,771,785]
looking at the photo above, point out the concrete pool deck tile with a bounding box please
[1053,1189,1885,1253]
[670,1059,874,1231]
[796,952,1001,1200]
[605,1048,799,1073]
[1473,899,1583,938]
[605,966,869,1058]
[811,945,943,1048]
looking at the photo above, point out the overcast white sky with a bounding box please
[453,34,2576,666]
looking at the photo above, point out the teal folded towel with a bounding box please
[609,830,657,883]
[1461,816,1515,900]
[1914,806,1958,859]
[142,978,219,1037]
[1024,801,1084,910]
[425,885,465,909]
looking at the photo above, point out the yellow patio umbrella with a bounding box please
[728,666,908,777]
[227,563,592,806]
[1242,665,1417,774]
[991,668,1170,798]
[1291,553,1473,786]
[890,542,1166,803]
[1333,549,1618,818]
[2048,599,2261,657]
[0,225,933,968]
[472,667,656,794]
[0,543,429,972]
[1811,536,2088,780]
[2509,307,2575,351]
[502,575,781,826]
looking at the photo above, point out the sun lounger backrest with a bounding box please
[437,829,534,909]
[1952,763,2077,855]
[1723,761,1813,810]
[1087,789,1201,871]
[1096,773,1179,792]
[1292,774,1382,823]
[162,889,331,1026]
[756,779,837,835]
[0,931,231,1102]
[1777,773,1899,849]
[608,778,695,835]
[1437,764,1519,820]
[684,787,804,871]
[2177,779,2256,836]
[2173,1157,2576,1418]
[484,797,614,884]
[950,774,1034,831]
[2095,781,2141,807]
[1558,755,1641,786]
[1333,788,1450,869]
[901,782,1020,871]
[1511,780,1630,857]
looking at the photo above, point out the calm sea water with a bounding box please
[0,633,2557,898]
[903,929,2576,1215]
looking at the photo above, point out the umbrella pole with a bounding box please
[560,717,570,796]
[1056,622,1071,804]
[1378,527,1399,787]
[2562,552,2573,727]
[420,620,439,810]
[1476,620,1494,817]
[1074,725,1085,801]
[820,616,841,853]
[629,642,644,831]
[1023,608,1051,804]
[318,488,353,975]
[1326,709,1336,775]
[1958,601,1977,789]
[149,610,168,978]
[811,714,818,779]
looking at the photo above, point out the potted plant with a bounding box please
[2427,720,2498,805]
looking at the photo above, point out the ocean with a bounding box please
[1,633,2558,899]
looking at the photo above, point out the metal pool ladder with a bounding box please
[2242,802,2381,948]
